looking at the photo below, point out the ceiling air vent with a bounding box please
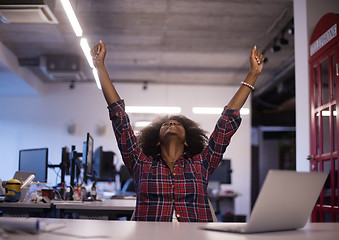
[0,4,58,24]
[40,55,86,82]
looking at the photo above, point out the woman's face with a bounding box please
[159,119,186,144]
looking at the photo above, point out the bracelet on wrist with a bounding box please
[241,81,255,90]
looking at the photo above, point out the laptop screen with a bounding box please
[19,148,48,183]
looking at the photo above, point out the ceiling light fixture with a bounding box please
[262,18,293,61]
[61,2,101,89]
[271,45,281,53]
[287,28,294,35]
[92,68,101,89]
[270,38,281,53]
[80,38,101,89]
[192,107,223,115]
[279,27,289,46]
[126,106,181,114]
[134,121,152,128]
[60,0,82,37]
[80,38,94,68]
[279,32,289,45]
[279,37,288,45]
[192,107,250,115]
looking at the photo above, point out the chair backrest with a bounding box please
[208,198,218,222]
[121,178,135,193]
[130,198,218,222]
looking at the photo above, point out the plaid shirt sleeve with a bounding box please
[199,106,242,179]
[107,100,147,177]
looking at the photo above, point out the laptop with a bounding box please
[203,170,328,233]
[13,171,36,182]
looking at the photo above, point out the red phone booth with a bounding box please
[309,13,339,222]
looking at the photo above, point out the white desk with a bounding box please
[0,199,135,220]
[0,202,52,218]
[1,218,339,240]
[53,198,136,220]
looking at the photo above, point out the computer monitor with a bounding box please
[18,148,48,183]
[60,146,71,183]
[83,133,94,183]
[210,159,232,184]
[93,146,116,181]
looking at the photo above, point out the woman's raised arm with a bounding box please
[91,40,121,105]
[227,46,264,110]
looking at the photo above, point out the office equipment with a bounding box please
[203,170,328,233]
[82,133,94,184]
[45,147,71,186]
[53,198,136,220]
[210,159,232,184]
[18,148,48,183]
[93,146,116,181]
[69,145,82,189]
[0,178,5,195]
[60,146,70,183]
[13,171,36,182]
[20,174,35,201]
[21,174,35,189]
[69,133,94,188]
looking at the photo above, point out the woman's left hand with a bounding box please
[250,46,265,75]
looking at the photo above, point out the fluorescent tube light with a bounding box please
[80,38,102,89]
[240,108,250,115]
[192,107,250,115]
[80,38,94,68]
[92,68,101,89]
[192,107,222,115]
[61,1,101,90]
[61,0,83,37]
[134,121,152,128]
[126,106,181,114]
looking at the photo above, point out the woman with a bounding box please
[91,41,264,222]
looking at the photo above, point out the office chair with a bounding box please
[119,165,132,190]
[208,198,218,222]
[130,198,218,222]
[121,178,135,194]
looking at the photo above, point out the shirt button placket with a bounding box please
[171,172,175,210]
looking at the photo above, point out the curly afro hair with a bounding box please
[137,115,208,158]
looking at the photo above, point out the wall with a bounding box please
[255,127,295,187]
[0,81,252,218]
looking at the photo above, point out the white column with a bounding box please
[294,0,310,171]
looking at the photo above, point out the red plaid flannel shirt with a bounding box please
[108,100,241,222]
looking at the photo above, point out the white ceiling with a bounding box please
[0,0,294,103]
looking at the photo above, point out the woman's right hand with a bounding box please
[90,40,106,69]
